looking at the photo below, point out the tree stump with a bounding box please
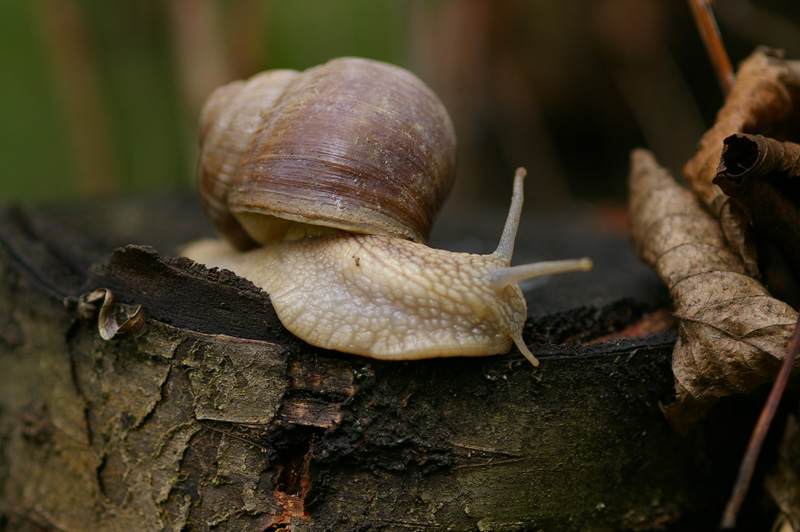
[0,194,765,531]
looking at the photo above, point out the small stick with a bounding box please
[688,0,734,96]
[720,312,800,528]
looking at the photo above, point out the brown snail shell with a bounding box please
[198,57,457,250]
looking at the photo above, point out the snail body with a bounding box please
[185,58,592,367]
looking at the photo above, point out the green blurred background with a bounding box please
[2,0,799,209]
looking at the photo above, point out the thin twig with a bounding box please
[688,0,735,96]
[720,312,800,528]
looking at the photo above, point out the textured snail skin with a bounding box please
[195,234,525,360]
[184,169,593,366]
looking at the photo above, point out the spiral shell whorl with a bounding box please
[198,69,300,250]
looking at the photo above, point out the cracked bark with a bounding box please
[0,194,769,531]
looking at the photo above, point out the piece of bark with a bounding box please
[629,148,798,434]
[0,196,766,530]
[683,48,800,276]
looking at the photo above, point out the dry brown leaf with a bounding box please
[765,414,800,531]
[683,48,800,276]
[628,149,797,434]
[715,133,800,273]
[719,134,800,181]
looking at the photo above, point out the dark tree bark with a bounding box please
[0,194,765,531]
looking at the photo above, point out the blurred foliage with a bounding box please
[1,0,799,206]
[1,1,75,201]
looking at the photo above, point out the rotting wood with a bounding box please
[0,198,774,531]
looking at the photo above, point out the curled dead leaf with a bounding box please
[718,134,800,182]
[628,149,797,434]
[77,288,145,340]
[715,133,800,273]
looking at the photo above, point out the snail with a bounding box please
[183,57,592,367]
